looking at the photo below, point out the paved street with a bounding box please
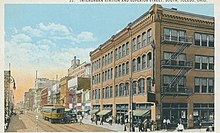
[6,110,209,132]
[6,111,112,132]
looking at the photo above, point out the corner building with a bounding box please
[90,4,214,129]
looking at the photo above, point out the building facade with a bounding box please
[68,56,91,78]
[28,88,35,111]
[24,92,30,110]
[41,87,48,106]
[90,4,214,128]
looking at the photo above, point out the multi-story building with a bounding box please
[34,78,58,112]
[68,56,91,78]
[60,76,72,108]
[28,88,35,111]
[24,92,30,110]
[41,87,48,106]
[90,4,214,128]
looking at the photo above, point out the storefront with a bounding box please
[116,104,128,124]
[193,103,214,127]
[162,103,188,127]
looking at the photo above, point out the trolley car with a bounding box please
[42,104,65,123]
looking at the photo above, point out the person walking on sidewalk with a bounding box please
[100,116,104,125]
[95,115,98,125]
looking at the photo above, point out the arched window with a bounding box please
[115,85,118,97]
[132,81,137,95]
[122,63,125,76]
[115,66,118,78]
[132,38,136,52]
[125,82,129,96]
[142,54,146,69]
[132,59,136,72]
[137,35,141,49]
[147,52,152,68]
[119,83,124,97]
[147,77,152,92]
[137,57,141,71]
[126,62,129,75]
[102,88,105,99]
[110,86,113,98]
[138,78,145,94]
[105,87,108,98]
[142,32,146,47]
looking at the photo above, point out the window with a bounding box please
[132,38,136,51]
[115,66,118,78]
[132,59,136,72]
[125,83,129,96]
[208,35,214,48]
[105,87,108,98]
[105,55,107,66]
[137,57,141,71]
[115,85,118,97]
[102,72,104,81]
[148,28,152,43]
[115,48,118,60]
[102,56,104,66]
[208,79,214,93]
[195,33,201,46]
[194,78,214,93]
[108,53,110,64]
[147,52,152,68]
[209,57,214,70]
[178,54,186,66]
[137,35,141,49]
[92,90,94,99]
[119,83,124,97]
[122,44,125,57]
[102,88,105,99]
[108,70,110,80]
[195,56,201,69]
[110,86,113,98]
[110,68,113,79]
[119,65,121,77]
[202,57,208,69]
[98,73,100,83]
[119,46,122,59]
[179,30,186,42]
[171,29,178,41]
[126,42,129,55]
[142,54,146,69]
[164,28,170,40]
[142,32,146,47]
[111,51,113,63]
[105,71,107,81]
[138,78,145,94]
[132,81,137,95]
[126,62,129,75]
[202,34,207,47]
[147,77,152,92]
[122,63,125,76]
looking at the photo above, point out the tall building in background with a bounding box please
[34,78,58,112]
[90,4,214,128]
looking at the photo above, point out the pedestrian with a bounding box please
[143,119,148,132]
[166,118,171,130]
[176,123,184,132]
[100,116,104,125]
[138,119,143,132]
[95,115,98,125]
[163,118,167,130]
[79,115,83,125]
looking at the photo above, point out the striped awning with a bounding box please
[97,110,111,116]
[133,110,150,117]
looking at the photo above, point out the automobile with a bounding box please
[63,109,78,123]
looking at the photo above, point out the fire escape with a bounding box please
[160,34,193,97]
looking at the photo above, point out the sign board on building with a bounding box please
[68,77,78,90]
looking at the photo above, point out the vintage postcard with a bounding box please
[2,0,218,132]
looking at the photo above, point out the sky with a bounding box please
[4,4,214,104]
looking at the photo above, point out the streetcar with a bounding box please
[42,104,65,123]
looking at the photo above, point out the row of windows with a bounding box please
[115,42,129,60]
[195,78,214,93]
[102,51,114,67]
[195,33,214,48]
[132,53,152,72]
[92,73,100,85]
[92,77,152,99]
[92,59,101,71]
[195,55,214,70]
[163,28,186,42]
[132,29,152,52]
[115,62,129,78]
[102,86,113,99]
[102,68,113,82]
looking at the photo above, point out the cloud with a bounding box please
[11,34,32,43]
[5,23,98,71]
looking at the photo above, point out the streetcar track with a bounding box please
[25,113,61,132]
[26,112,83,132]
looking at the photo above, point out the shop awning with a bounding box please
[91,109,99,114]
[97,110,112,116]
[133,110,150,117]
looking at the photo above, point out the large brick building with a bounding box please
[90,4,214,128]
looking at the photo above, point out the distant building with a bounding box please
[68,56,91,78]
[34,78,58,112]
[41,87,48,106]
[24,92,30,110]
[28,88,35,111]
[60,76,72,108]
